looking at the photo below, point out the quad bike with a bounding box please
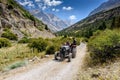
[54,46,72,62]
[71,45,77,58]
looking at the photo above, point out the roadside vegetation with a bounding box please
[84,29,120,67]
[77,23,120,80]
[0,36,81,71]
[78,59,120,80]
[0,38,11,48]
[1,28,18,40]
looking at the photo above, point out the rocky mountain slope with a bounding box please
[89,0,120,16]
[31,10,68,32]
[58,5,120,37]
[0,0,55,39]
[16,0,69,32]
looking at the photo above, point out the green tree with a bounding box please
[45,25,49,30]
[116,17,120,28]
[98,22,106,30]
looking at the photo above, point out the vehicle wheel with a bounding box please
[72,48,76,58]
[68,53,72,62]
[54,52,59,60]
[60,53,64,61]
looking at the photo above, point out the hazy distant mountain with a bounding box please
[31,10,69,32]
[89,0,120,16]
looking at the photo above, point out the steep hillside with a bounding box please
[0,0,55,39]
[16,0,69,32]
[31,10,68,32]
[58,5,120,38]
[89,0,120,16]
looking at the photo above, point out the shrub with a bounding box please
[0,38,11,48]
[5,61,27,71]
[1,29,18,40]
[28,38,48,52]
[46,45,56,54]
[45,25,49,30]
[80,37,88,43]
[88,29,120,65]
[18,37,29,43]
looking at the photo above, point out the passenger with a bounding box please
[66,41,70,46]
[65,41,71,54]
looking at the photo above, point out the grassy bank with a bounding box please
[83,29,120,67]
[77,29,120,80]
[0,43,45,71]
[77,58,120,80]
[0,37,81,71]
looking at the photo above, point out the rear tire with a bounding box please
[72,48,76,58]
[68,53,72,62]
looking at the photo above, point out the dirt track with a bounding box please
[1,43,87,80]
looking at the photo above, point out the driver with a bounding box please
[72,38,77,45]
[70,38,77,52]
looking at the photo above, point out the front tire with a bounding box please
[54,52,59,60]
[60,53,64,61]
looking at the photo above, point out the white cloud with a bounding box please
[28,3,34,7]
[35,0,41,2]
[52,8,56,11]
[19,1,30,6]
[63,6,73,11]
[44,0,62,6]
[42,6,47,10]
[19,0,34,7]
[52,8,59,12]
[18,0,62,10]
[69,15,77,20]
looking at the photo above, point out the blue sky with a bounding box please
[17,0,108,24]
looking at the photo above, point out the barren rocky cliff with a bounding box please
[0,0,55,39]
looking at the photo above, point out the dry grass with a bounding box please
[0,43,45,71]
[78,49,120,80]
[77,59,120,80]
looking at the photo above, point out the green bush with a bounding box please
[1,29,18,40]
[80,37,88,43]
[88,29,120,65]
[18,37,29,43]
[28,38,48,52]
[46,45,56,54]
[0,38,11,48]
